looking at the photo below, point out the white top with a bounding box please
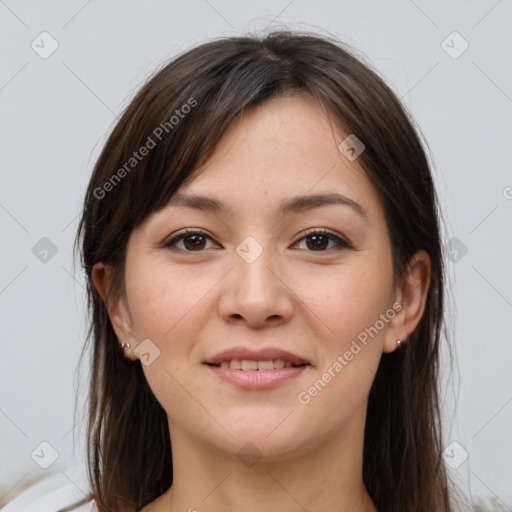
[2,464,96,512]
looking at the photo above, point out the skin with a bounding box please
[93,93,431,512]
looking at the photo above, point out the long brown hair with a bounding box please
[73,29,456,511]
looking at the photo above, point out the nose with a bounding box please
[217,241,294,328]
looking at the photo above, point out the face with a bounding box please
[101,94,412,460]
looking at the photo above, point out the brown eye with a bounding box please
[305,234,330,251]
[163,231,217,252]
[181,234,207,251]
[294,230,352,252]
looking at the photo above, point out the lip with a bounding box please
[205,365,309,389]
[203,346,311,390]
[203,346,310,366]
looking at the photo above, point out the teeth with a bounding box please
[218,359,298,370]
[241,360,258,370]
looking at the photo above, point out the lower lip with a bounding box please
[204,364,309,389]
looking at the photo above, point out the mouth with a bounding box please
[203,346,311,368]
[203,347,311,389]
[205,359,308,370]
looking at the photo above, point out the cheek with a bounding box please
[125,260,214,345]
[296,257,394,348]
[294,263,392,422]
[124,261,215,412]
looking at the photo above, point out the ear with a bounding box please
[382,250,431,354]
[91,262,138,361]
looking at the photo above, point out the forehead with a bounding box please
[177,94,384,222]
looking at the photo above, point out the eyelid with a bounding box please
[292,228,353,250]
[162,228,219,251]
[162,228,353,252]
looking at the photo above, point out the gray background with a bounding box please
[1,0,511,509]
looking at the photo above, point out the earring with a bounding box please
[397,340,402,348]
[121,342,131,352]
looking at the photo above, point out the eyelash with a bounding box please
[162,228,353,253]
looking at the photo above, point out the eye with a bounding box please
[163,230,218,252]
[293,230,352,252]
[162,229,352,253]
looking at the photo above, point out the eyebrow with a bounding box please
[167,192,368,220]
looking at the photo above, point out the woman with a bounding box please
[6,29,458,512]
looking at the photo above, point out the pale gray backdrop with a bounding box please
[1,0,511,509]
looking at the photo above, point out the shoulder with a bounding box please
[2,464,96,512]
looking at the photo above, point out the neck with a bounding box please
[159,409,378,512]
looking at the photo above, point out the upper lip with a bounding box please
[204,346,310,366]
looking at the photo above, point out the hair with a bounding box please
[72,29,456,512]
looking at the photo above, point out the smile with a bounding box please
[203,346,311,389]
[208,359,305,370]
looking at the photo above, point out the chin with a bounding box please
[212,412,315,461]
